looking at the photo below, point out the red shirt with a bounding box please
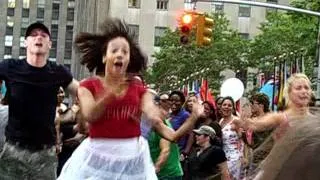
[80,77,146,138]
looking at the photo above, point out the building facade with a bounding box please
[186,0,290,39]
[72,0,184,79]
[0,0,76,70]
[0,0,291,80]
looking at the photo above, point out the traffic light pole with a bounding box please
[193,0,320,105]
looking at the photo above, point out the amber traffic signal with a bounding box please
[196,15,214,46]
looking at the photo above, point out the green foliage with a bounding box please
[146,2,319,92]
[249,0,318,80]
[146,12,250,92]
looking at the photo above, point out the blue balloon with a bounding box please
[259,80,278,110]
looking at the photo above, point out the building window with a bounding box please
[22,8,29,17]
[66,26,73,40]
[213,2,224,12]
[20,28,27,36]
[65,41,72,49]
[6,26,13,36]
[5,36,13,46]
[52,40,57,49]
[154,27,166,46]
[37,0,45,8]
[20,37,25,47]
[51,25,58,39]
[8,0,16,8]
[5,46,12,55]
[128,0,140,8]
[239,5,251,17]
[157,0,168,10]
[67,8,74,21]
[128,24,139,41]
[4,55,12,59]
[68,0,75,8]
[52,3,60,20]
[20,47,26,56]
[7,16,14,27]
[23,0,30,8]
[21,18,29,28]
[37,8,44,18]
[64,49,72,59]
[7,8,15,16]
[50,49,57,58]
[239,33,250,39]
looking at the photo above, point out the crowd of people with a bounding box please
[0,17,319,180]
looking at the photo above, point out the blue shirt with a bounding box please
[169,109,190,151]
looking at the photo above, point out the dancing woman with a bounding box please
[234,73,312,140]
[58,17,203,180]
[233,73,313,179]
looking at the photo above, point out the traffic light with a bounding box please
[179,13,194,44]
[196,15,214,46]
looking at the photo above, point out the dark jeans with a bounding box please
[0,142,57,180]
[57,147,75,176]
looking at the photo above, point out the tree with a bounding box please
[248,0,319,81]
[146,13,250,92]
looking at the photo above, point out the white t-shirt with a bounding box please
[0,105,8,149]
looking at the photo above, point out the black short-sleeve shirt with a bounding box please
[0,59,73,146]
[188,145,227,179]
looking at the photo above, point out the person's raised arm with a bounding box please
[234,111,284,132]
[78,87,115,122]
[141,92,203,142]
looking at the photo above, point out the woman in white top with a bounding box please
[219,96,244,179]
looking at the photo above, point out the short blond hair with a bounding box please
[283,73,311,106]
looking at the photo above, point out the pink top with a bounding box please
[80,77,146,138]
[273,113,290,141]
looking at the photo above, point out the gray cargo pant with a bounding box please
[0,142,57,180]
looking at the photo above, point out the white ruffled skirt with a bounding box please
[57,137,157,180]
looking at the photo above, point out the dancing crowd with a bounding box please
[0,17,319,180]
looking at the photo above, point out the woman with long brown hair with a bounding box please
[58,17,203,180]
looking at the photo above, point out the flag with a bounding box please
[183,84,188,97]
[200,78,216,109]
[191,80,201,98]
[200,78,208,101]
[277,62,285,108]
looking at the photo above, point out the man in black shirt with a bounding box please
[0,22,78,179]
[187,125,230,180]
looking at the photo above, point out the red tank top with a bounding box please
[80,77,146,138]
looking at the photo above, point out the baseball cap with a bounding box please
[25,22,51,38]
[193,125,216,139]
[159,94,169,100]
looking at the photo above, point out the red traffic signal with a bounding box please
[178,13,194,44]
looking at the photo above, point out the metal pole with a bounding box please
[317,18,320,105]
[196,0,320,17]
[272,58,276,111]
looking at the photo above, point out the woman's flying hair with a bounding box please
[74,17,147,75]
